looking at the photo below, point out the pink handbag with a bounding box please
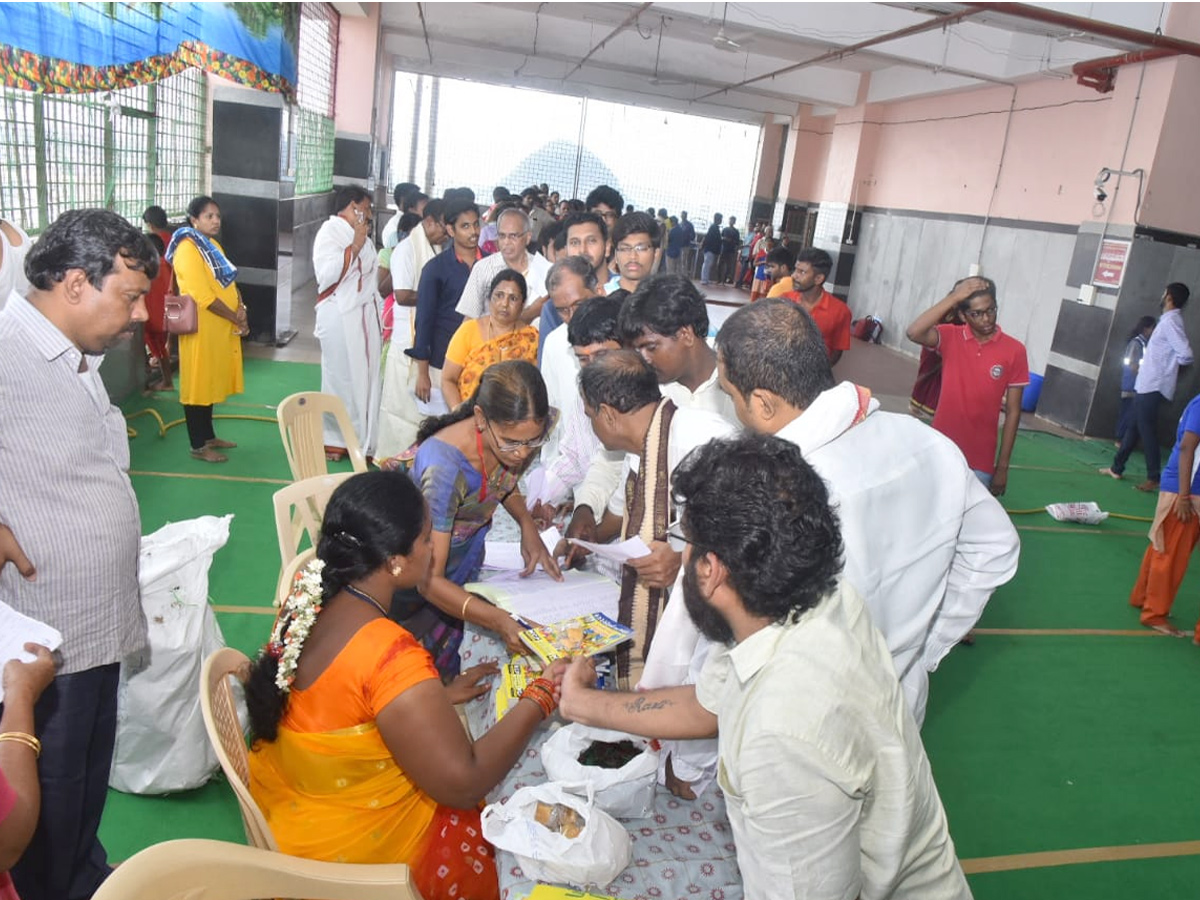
[164,293,198,335]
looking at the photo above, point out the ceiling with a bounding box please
[379,2,1175,124]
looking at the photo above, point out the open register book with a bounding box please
[517,612,633,667]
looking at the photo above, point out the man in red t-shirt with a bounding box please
[907,276,1029,497]
[779,248,851,365]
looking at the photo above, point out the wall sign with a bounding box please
[1093,238,1131,290]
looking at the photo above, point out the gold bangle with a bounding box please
[461,595,472,620]
[0,732,41,758]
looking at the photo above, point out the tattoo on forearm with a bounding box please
[623,696,673,714]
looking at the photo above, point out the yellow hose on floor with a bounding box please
[1005,507,1153,523]
[125,408,276,439]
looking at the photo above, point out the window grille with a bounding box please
[0,68,205,233]
[292,1,338,196]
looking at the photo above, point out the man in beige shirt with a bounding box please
[560,433,972,900]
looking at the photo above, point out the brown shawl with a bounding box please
[615,398,677,688]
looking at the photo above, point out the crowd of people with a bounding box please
[0,175,1192,900]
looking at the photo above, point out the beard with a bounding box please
[681,556,734,645]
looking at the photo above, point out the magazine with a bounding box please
[518,612,633,667]
[495,659,536,720]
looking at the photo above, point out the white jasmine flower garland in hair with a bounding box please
[268,559,326,693]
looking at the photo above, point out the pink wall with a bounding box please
[753,55,1182,229]
[334,4,381,136]
[1141,55,1200,234]
[754,118,784,197]
[780,108,833,203]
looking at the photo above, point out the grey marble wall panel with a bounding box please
[847,210,1071,378]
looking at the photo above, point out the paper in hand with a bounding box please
[0,600,62,703]
[566,535,652,564]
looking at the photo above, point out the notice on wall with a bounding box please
[1093,239,1131,290]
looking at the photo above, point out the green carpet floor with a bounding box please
[100,365,1200,897]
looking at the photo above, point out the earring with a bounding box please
[391,564,403,577]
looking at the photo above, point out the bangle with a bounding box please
[0,732,41,758]
[519,677,558,720]
[460,595,472,620]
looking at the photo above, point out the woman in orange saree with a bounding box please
[246,471,562,900]
[441,268,538,408]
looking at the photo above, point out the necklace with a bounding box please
[475,426,494,501]
[344,584,388,617]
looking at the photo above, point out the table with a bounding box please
[460,624,743,900]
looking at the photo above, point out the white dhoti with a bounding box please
[312,216,384,456]
[375,306,447,459]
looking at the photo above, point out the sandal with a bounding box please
[190,446,228,463]
[206,438,237,449]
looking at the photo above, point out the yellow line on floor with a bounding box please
[961,839,1200,874]
[130,470,290,485]
[213,605,276,615]
[972,628,1162,637]
[1015,525,1146,537]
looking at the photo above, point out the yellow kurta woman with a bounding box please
[168,196,246,462]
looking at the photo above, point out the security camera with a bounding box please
[1095,185,1108,203]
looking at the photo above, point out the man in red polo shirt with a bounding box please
[907,276,1029,496]
[779,248,851,365]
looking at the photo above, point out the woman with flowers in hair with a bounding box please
[245,469,563,900]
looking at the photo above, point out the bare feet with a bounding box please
[663,754,698,801]
[1135,480,1160,492]
[206,438,237,449]
[190,446,228,463]
[1098,467,1122,480]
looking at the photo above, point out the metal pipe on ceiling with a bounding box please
[563,2,655,81]
[1073,47,1178,93]
[695,8,982,102]
[962,3,1200,58]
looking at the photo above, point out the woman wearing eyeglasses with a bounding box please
[384,359,562,677]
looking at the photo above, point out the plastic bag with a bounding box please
[1045,501,1108,525]
[481,781,631,889]
[541,723,658,819]
[109,515,234,794]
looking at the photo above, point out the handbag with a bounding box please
[164,292,198,335]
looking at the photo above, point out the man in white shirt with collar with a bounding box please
[454,207,551,323]
[560,434,973,900]
[619,274,737,423]
[573,350,734,682]
[1103,282,1194,491]
[715,298,1019,725]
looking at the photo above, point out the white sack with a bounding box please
[541,723,657,819]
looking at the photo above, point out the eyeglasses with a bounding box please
[963,306,998,320]
[485,411,558,453]
[616,243,653,255]
[666,528,702,548]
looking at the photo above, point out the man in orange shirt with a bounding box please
[778,248,851,365]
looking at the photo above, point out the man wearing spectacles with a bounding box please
[607,212,660,301]
[454,207,551,324]
[568,350,735,685]
[907,275,1029,497]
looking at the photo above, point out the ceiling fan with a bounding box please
[711,2,754,53]
[648,16,690,86]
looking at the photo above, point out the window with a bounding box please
[0,69,205,233]
[291,1,339,196]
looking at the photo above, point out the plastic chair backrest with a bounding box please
[92,838,422,900]
[272,472,354,570]
[277,391,368,481]
[277,547,318,607]
[199,648,277,851]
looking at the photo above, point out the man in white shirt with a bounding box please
[560,433,973,900]
[525,292,624,520]
[572,350,734,681]
[1103,282,1194,491]
[312,186,382,457]
[454,208,551,323]
[379,182,422,250]
[619,274,738,423]
[715,298,1020,724]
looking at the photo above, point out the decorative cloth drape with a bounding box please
[0,2,298,97]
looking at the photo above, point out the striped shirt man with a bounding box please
[0,293,146,675]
